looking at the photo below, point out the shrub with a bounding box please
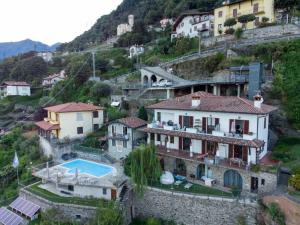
[146,218,161,225]
[234,28,244,39]
[289,174,300,190]
[262,17,270,23]
[236,215,247,225]
[232,186,242,197]
[238,14,256,24]
[224,18,237,27]
[225,28,235,35]
[137,106,148,121]
[267,203,286,225]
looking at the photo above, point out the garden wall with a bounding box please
[134,187,258,225]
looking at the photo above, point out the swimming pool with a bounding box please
[61,159,114,178]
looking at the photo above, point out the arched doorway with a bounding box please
[150,75,157,86]
[196,164,205,179]
[175,158,186,176]
[143,76,149,87]
[224,170,243,190]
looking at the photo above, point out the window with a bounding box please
[218,24,222,30]
[190,28,192,33]
[123,140,127,148]
[202,23,206,29]
[103,188,107,195]
[253,3,259,13]
[68,185,74,191]
[93,111,99,118]
[261,179,265,186]
[112,125,116,135]
[233,8,238,17]
[254,17,260,26]
[112,139,116,146]
[157,112,161,122]
[77,127,83,134]
[93,124,99,131]
[264,117,267,129]
[170,136,174,144]
[76,112,83,121]
[75,215,81,220]
[218,11,223,18]
[123,126,128,135]
[157,134,161,142]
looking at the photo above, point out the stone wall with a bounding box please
[19,188,97,223]
[134,187,258,225]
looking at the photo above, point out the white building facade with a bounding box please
[142,92,277,193]
[171,11,214,40]
[117,15,134,36]
[108,117,147,160]
[42,70,66,88]
[129,45,145,58]
[0,81,31,97]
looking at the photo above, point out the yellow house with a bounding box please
[214,0,275,36]
[35,102,104,140]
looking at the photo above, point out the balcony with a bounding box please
[157,145,250,171]
[226,7,265,20]
[108,133,130,141]
[148,121,256,141]
[44,117,59,125]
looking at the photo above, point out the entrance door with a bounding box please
[224,170,243,190]
[111,189,117,200]
[251,177,258,193]
[197,164,205,179]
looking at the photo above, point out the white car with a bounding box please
[158,80,173,87]
[152,82,159,87]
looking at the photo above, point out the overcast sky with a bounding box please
[0,0,122,45]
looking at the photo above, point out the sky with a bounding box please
[0,0,123,45]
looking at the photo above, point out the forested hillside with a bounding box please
[60,0,223,51]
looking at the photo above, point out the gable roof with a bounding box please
[2,81,30,86]
[147,92,277,115]
[112,117,147,129]
[173,10,211,31]
[44,102,103,113]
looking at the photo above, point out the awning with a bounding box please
[9,197,40,220]
[35,121,60,131]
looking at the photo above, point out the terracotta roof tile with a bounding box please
[2,81,30,86]
[147,92,277,115]
[35,121,60,131]
[44,102,103,113]
[113,117,147,129]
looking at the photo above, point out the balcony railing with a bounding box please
[148,121,255,141]
[108,133,130,140]
[44,117,59,125]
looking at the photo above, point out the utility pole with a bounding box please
[198,31,202,55]
[92,51,96,80]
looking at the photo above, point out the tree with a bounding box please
[238,14,256,29]
[138,106,148,121]
[90,82,112,103]
[129,145,161,197]
[224,18,237,28]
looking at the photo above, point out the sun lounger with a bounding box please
[184,183,193,189]
[174,180,183,186]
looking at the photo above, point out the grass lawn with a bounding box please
[149,180,232,197]
[272,137,300,172]
[26,183,100,207]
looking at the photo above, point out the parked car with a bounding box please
[158,80,173,87]
[152,82,159,87]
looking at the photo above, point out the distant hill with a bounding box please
[60,0,223,51]
[0,39,60,60]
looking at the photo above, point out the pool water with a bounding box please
[62,159,113,178]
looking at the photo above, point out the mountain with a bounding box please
[0,39,61,60]
[61,0,223,51]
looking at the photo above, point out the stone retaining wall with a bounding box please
[19,188,97,223]
[134,187,258,225]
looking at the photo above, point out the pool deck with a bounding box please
[33,159,127,189]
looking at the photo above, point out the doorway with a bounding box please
[251,177,258,193]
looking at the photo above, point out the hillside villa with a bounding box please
[141,91,278,194]
[42,70,66,88]
[171,11,214,40]
[117,15,134,36]
[35,102,104,141]
[108,117,147,160]
[0,81,31,97]
[214,0,275,36]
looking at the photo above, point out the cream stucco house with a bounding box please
[35,102,104,141]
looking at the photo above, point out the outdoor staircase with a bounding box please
[102,152,117,164]
[119,184,128,203]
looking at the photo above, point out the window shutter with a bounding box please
[242,146,248,162]
[189,116,194,128]
[202,140,206,154]
[179,137,183,150]
[229,144,233,158]
[202,117,207,132]
[179,116,183,128]
[229,119,234,132]
[244,120,249,134]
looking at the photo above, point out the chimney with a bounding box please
[192,96,201,107]
[254,94,264,109]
